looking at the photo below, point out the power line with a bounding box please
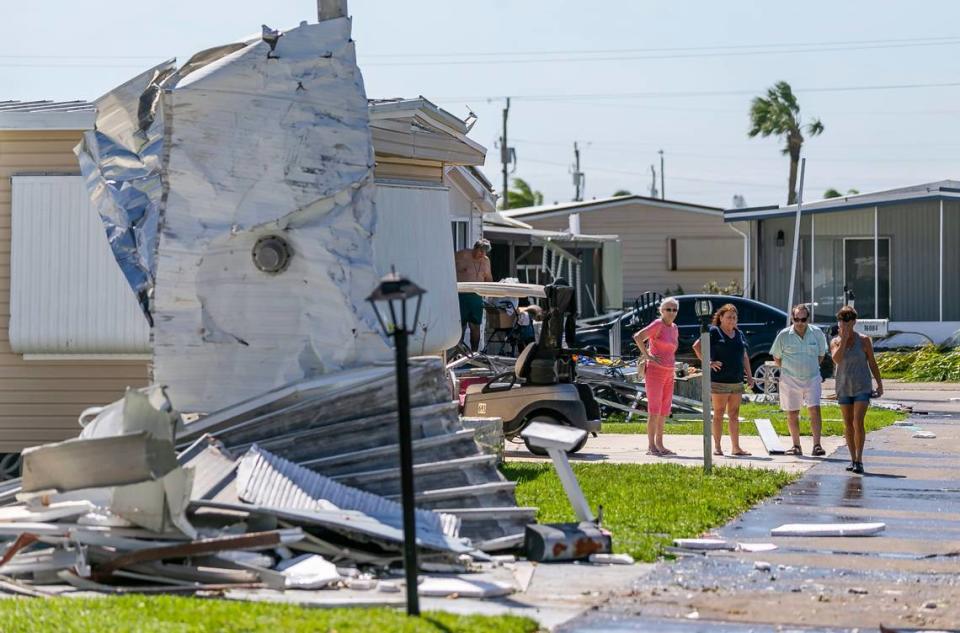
[440,80,960,103]
[362,39,960,67]
[360,34,960,59]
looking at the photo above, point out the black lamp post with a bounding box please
[694,298,713,474]
[366,271,426,616]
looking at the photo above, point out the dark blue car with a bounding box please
[576,294,833,379]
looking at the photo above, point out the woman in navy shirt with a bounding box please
[693,303,755,456]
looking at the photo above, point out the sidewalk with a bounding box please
[507,434,846,474]
[559,410,960,631]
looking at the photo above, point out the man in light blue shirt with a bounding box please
[770,304,828,457]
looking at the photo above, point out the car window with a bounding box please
[732,301,759,324]
[675,298,698,326]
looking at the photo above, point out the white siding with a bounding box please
[10,176,150,355]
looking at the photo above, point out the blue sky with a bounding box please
[5,0,960,207]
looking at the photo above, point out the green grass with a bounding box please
[601,402,905,436]
[877,346,960,382]
[505,462,796,562]
[0,597,539,633]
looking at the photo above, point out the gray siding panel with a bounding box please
[944,201,960,321]
[879,202,939,321]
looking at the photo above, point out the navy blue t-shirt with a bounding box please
[709,325,748,384]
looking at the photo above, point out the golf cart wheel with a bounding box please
[522,417,589,456]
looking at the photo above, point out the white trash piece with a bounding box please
[589,553,635,565]
[418,577,515,599]
[771,522,885,537]
[737,542,778,553]
[275,554,341,589]
[753,561,772,571]
[913,431,936,439]
[672,538,734,550]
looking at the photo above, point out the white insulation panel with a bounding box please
[9,176,150,355]
[373,184,460,355]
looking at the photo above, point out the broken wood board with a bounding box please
[753,418,785,455]
[672,538,734,550]
[770,522,886,537]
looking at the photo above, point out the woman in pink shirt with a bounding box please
[633,297,680,456]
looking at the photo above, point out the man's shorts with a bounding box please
[458,292,484,326]
[778,374,822,411]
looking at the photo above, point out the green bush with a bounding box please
[877,346,960,382]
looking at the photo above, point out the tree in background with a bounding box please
[748,81,824,205]
[613,189,633,196]
[703,280,744,296]
[505,177,544,209]
[823,188,860,199]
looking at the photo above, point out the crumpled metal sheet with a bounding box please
[77,20,389,413]
[75,62,176,319]
[237,445,461,539]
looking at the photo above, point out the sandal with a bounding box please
[712,449,724,456]
[646,448,662,456]
[811,444,826,456]
[659,448,676,456]
[784,445,803,456]
[732,449,752,457]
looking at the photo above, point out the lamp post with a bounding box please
[694,299,713,474]
[366,271,426,617]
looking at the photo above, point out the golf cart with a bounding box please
[461,281,601,455]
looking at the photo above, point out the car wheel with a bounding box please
[752,360,780,395]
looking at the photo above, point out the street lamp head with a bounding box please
[366,270,426,337]
[694,298,713,318]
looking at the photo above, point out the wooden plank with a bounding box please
[754,418,785,455]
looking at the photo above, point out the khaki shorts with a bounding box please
[711,382,744,395]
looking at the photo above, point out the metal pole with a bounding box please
[394,329,419,616]
[659,149,665,200]
[501,98,511,210]
[785,158,806,326]
[874,206,879,319]
[810,213,815,323]
[700,323,712,473]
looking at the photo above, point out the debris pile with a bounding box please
[0,358,535,595]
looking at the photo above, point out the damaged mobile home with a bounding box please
[0,7,545,596]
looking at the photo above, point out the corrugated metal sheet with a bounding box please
[0,100,94,112]
[9,175,150,354]
[237,445,461,538]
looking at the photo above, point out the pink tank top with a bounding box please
[639,318,678,370]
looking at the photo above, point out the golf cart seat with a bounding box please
[465,342,539,396]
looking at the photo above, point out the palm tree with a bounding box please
[505,177,544,209]
[748,81,824,205]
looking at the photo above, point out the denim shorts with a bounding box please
[837,392,871,405]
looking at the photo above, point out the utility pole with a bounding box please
[500,98,514,209]
[572,141,585,201]
[317,0,347,20]
[658,149,665,200]
[649,165,658,198]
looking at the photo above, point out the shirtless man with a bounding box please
[454,239,493,352]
